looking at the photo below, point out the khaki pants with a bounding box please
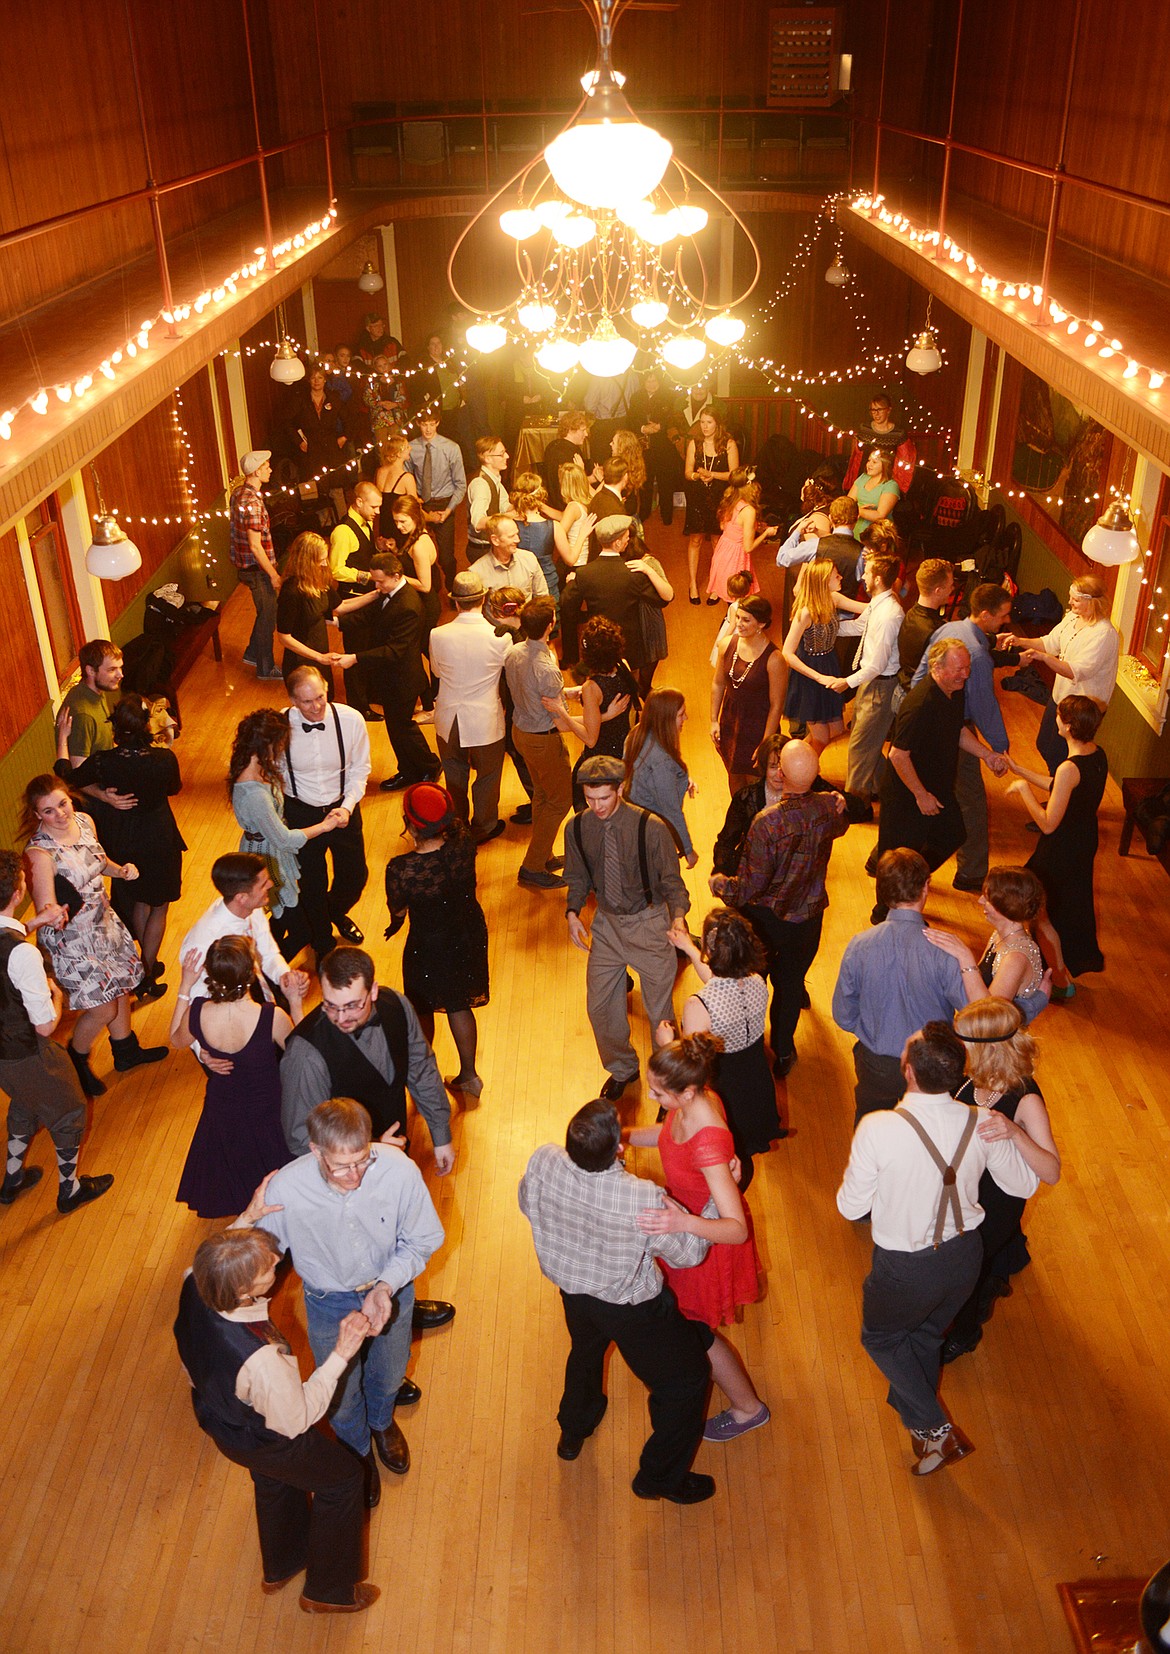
[586,904,677,1082]
[512,727,572,873]
[846,675,898,800]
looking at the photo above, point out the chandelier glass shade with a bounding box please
[1082,500,1140,565]
[357,260,384,293]
[270,336,306,384]
[448,0,759,379]
[84,467,141,580]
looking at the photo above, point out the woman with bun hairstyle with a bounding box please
[627,1033,769,1443]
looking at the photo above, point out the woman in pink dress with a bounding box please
[706,471,775,604]
[628,1033,770,1444]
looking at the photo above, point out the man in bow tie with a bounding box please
[281,666,372,961]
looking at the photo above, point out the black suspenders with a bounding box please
[285,703,347,807]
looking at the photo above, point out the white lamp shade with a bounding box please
[500,208,543,240]
[633,209,680,246]
[545,120,672,210]
[824,256,849,287]
[630,298,669,329]
[517,299,558,333]
[579,323,637,378]
[660,334,707,371]
[673,204,709,235]
[535,337,580,374]
[704,313,745,347]
[534,199,573,229]
[270,341,306,383]
[553,215,597,249]
[906,331,942,375]
[86,516,141,580]
[618,199,654,229]
[1082,502,1140,565]
[466,321,508,354]
[357,262,384,293]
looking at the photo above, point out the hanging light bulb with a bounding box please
[553,215,597,249]
[534,199,573,229]
[499,207,543,240]
[1082,499,1140,565]
[535,337,581,374]
[673,203,709,236]
[906,298,942,375]
[618,199,654,229]
[84,467,141,580]
[578,317,637,378]
[517,298,558,333]
[630,298,669,329]
[357,260,384,294]
[660,334,707,371]
[632,208,680,246]
[270,338,306,383]
[544,67,672,209]
[824,254,850,287]
[466,321,508,354]
[704,313,745,347]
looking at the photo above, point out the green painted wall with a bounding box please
[1011,506,1170,781]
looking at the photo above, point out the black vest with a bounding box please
[289,990,410,1140]
[173,1274,286,1452]
[339,512,377,574]
[468,470,506,547]
[0,929,40,1061]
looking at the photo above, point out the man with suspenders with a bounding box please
[328,481,382,720]
[465,436,510,557]
[837,1021,1038,1476]
[563,755,689,1103]
[282,666,372,961]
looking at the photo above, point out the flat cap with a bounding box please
[577,754,626,786]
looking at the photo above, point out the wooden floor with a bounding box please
[2,521,1169,1654]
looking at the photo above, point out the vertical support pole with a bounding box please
[240,0,275,268]
[301,280,319,352]
[14,516,65,702]
[1036,0,1083,320]
[935,0,965,258]
[123,0,179,335]
[379,224,404,341]
[206,361,232,489]
[478,0,491,191]
[871,0,890,204]
[310,0,336,205]
[58,473,110,640]
[957,328,987,474]
[223,343,253,462]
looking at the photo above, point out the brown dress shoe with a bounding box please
[261,1569,303,1594]
[910,1426,974,1476]
[371,1418,410,1475]
[299,1582,380,1614]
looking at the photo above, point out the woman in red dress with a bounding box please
[628,1034,770,1443]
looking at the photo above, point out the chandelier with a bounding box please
[449,0,760,380]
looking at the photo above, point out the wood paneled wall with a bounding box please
[0,529,52,750]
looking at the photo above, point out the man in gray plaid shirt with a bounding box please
[519,1100,717,1505]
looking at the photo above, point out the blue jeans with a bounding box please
[303,1281,415,1456]
[236,565,278,674]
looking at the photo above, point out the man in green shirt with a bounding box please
[60,639,135,812]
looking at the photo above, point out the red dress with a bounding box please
[658,1119,762,1328]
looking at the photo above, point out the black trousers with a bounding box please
[210,1424,364,1605]
[558,1285,711,1490]
[337,594,373,716]
[851,1041,907,1126]
[871,787,967,920]
[861,1232,982,1433]
[741,904,824,1060]
[284,797,368,959]
[372,673,439,784]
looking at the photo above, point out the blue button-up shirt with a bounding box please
[255,1147,445,1296]
[407,434,466,507]
[910,617,1008,752]
[832,908,967,1057]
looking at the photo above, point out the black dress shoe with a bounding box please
[379,774,409,792]
[371,1419,410,1475]
[600,1075,630,1102]
[334,916,364,944]
[510,804,533,825]
[396,1377,422,1406]
[689,594,701,605]
[474,820,506,844]
[0,1165,43,1205]
[557,1396,606,1459]
[412,1298,456,1330]
[362,1448,381,1508]
[632,1470,716,1504]
[57,1173,114,1214]
[952,876,985,894]
[772,1050,797,1080]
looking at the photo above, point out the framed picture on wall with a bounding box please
[1011,368,1134,549]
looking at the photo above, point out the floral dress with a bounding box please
[30,814,143,1008]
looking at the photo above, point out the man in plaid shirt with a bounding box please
[519,1100,717,1505]
[229,450,283,679]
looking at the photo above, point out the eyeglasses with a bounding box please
[321,990,371,1020]
[320,1151,374,1178]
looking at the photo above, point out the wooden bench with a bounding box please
[1119,776,1170,872]
[167,601,223,685]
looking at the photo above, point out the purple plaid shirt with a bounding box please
[229,481,273,571]
[719,789,848,923]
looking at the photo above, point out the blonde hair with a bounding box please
[283,531,331,596]
[510,470,548,515]
[559,462,591,507]
[953,997,1037,1092]
[611,430,646,493]
[1070,573,1108,622]
[793,558,837,627]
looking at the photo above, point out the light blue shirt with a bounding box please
[910,617,1008,752]
[407,434,466,507]
[832,908,966,1057]
[256,1147,445,1295]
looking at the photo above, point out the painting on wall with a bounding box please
[1011,368,1117,547]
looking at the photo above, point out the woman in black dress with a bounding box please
[385,782,489,1097]
[1007,694,1108,993]
[544,617,638,809]
[55,691,185,1001]
[945,998,1061,1362]
[390,496,440,714]
[684,410,739,603]
[275,532,339,695]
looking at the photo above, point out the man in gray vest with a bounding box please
[0,850,113,1214]
[465,435,511,556]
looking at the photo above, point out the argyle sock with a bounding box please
[4,1133,30,1186]
[54,1142,80,1201]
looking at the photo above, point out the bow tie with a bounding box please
[301,721,326,732]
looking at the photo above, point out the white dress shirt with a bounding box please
[468,546,549,601]
[0,915,54,1028]
[836,1090,1039,1251]
[847,586,904,690]
[466,467,507,537]
[281,701,371,813]
[1037,615,1121,707]
[427,610,512,745]
[178,899,289,1000]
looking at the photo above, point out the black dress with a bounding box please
[59,746,185,914]
[570,660,640,808]
[276,581,333,689]
[684,446,732,536]
[949,1079,1038,1344]
[176,1001,291,1219]
[384,830,489,1014]
[1026,748,1107,976]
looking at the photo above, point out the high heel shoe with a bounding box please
[1050,981,1076,1001]
[445,1073,484,1097]
[689,593,701,605]
[706,594,719,605]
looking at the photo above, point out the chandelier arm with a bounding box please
[446,156,550,319]
[671,156,762,308]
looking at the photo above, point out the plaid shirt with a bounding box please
[518,1144,707,1304]
[720,788,848,923]
[229,480,273,571]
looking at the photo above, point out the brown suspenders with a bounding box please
[896,1106,979,1249]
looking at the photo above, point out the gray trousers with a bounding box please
[586,904,677,1082]
[852,1041,906,1128]
[846,676,898,800]
[861,1231,982,1432]
[1,1039,86,1178]
[953,747,989,884]
[437,720,505,835]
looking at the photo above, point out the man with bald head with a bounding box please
[329,480,383,720]
[710,740,848,1078]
